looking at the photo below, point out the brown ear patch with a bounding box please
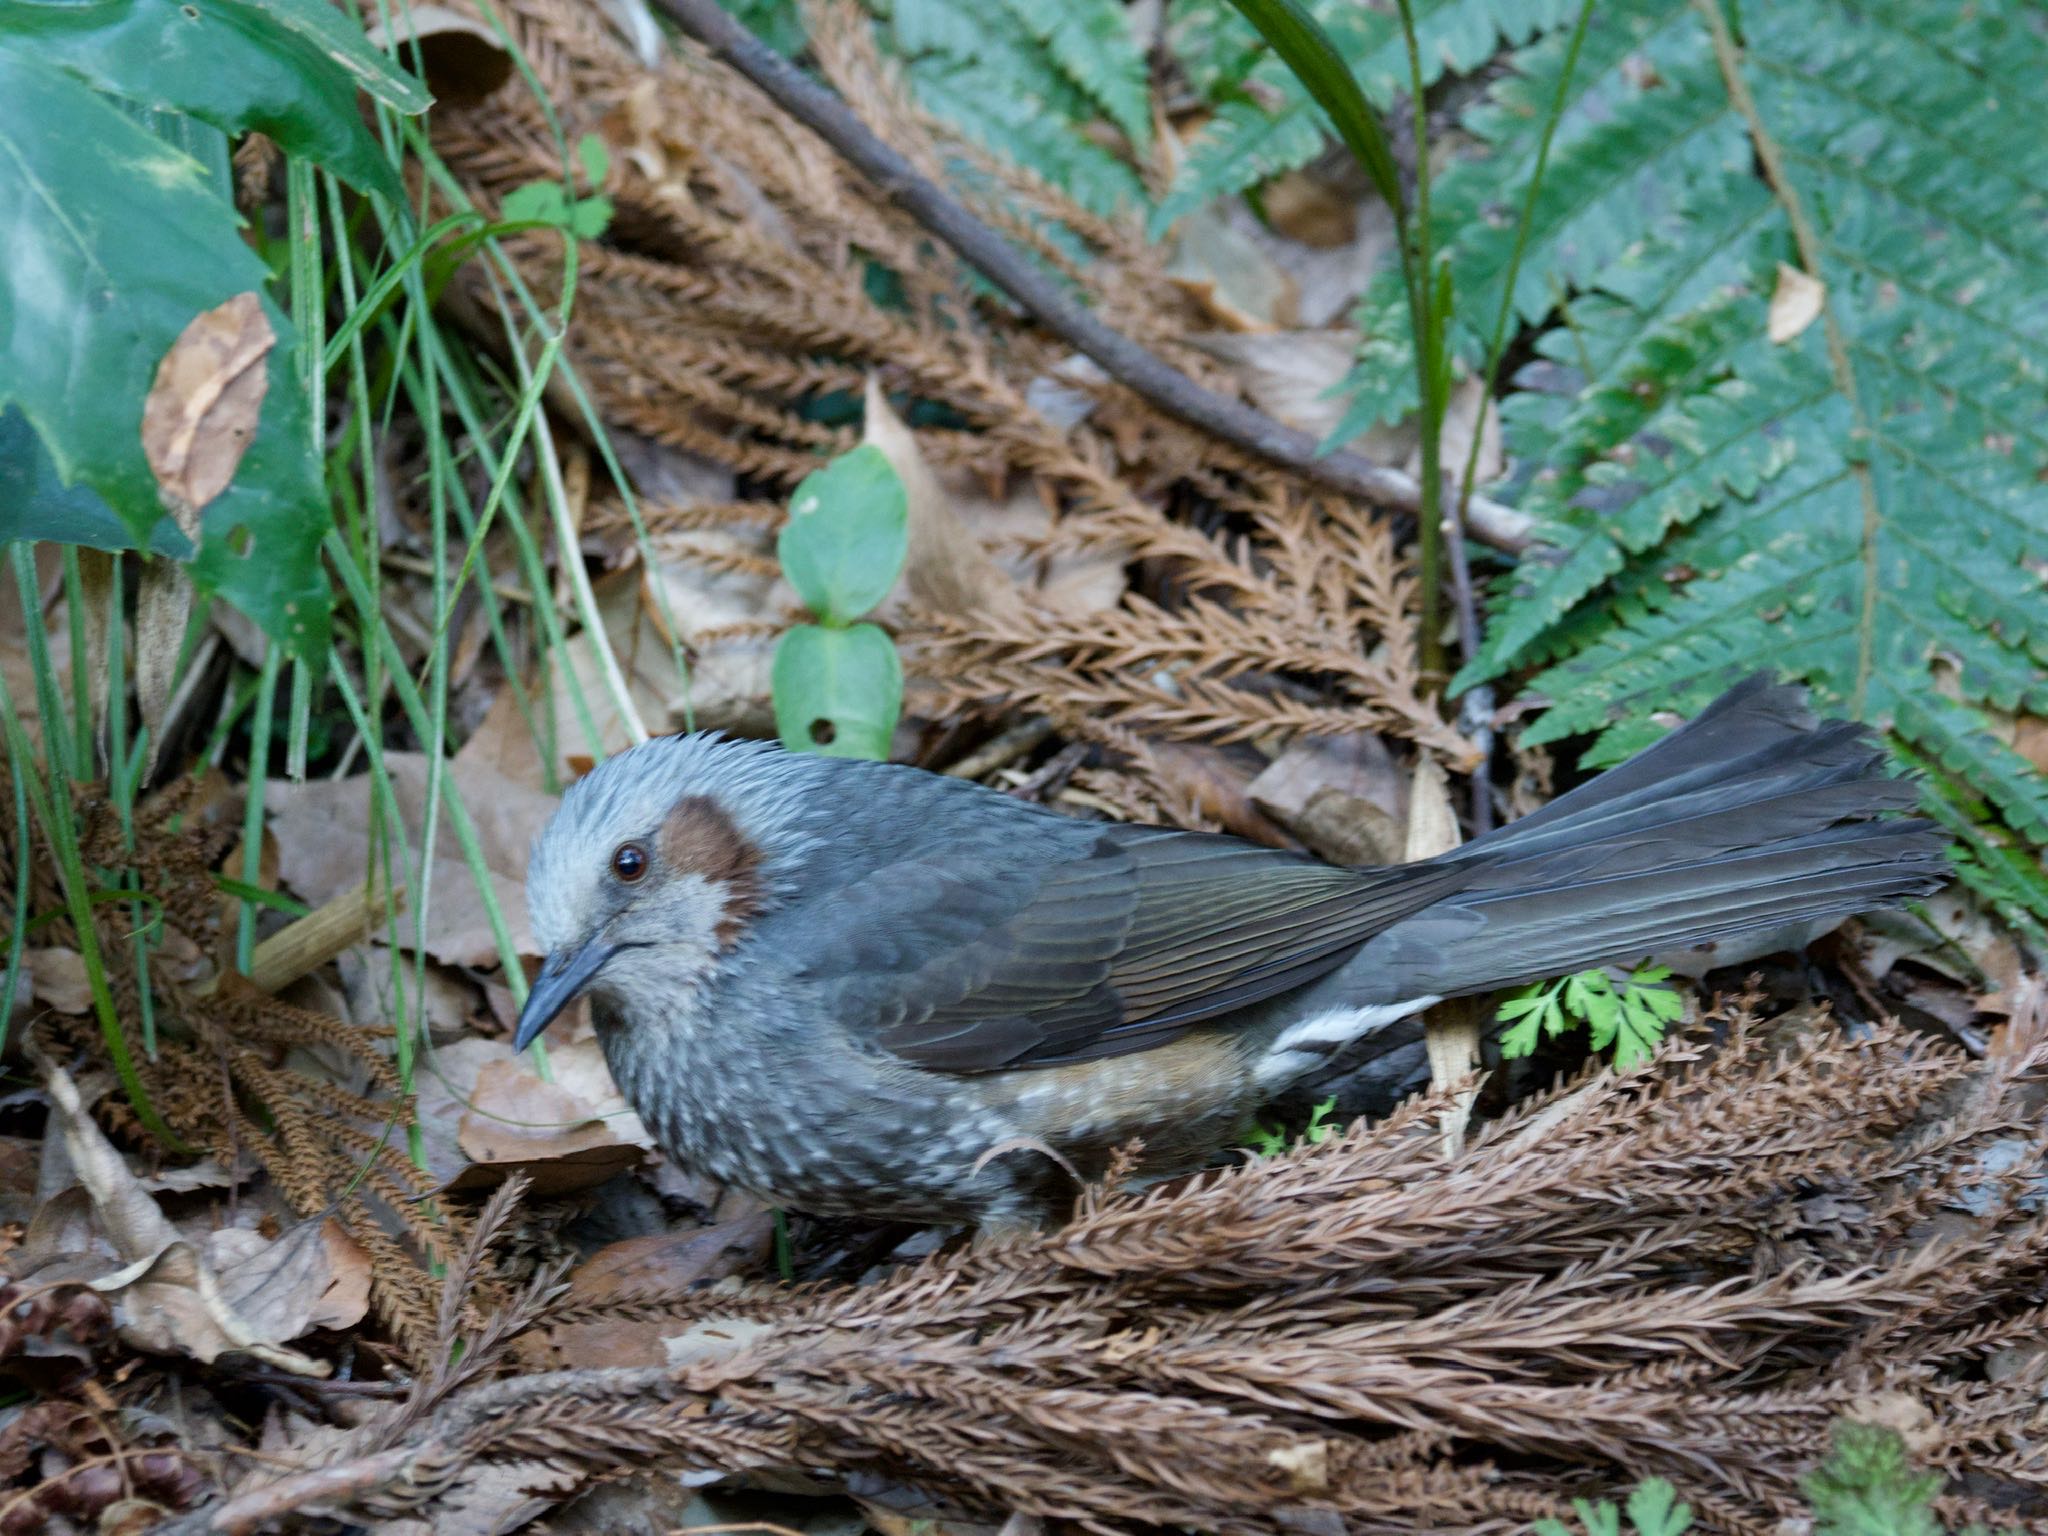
[659,794,764,946]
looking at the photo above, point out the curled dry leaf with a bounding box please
[364,4,513,103]
[140,291,274,515]
[21,1059,330,1374]
[414,1035,651,1194]
[24,948,91,1015]
[1188,330,1357,440]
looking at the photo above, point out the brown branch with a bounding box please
[648,0,1533,554]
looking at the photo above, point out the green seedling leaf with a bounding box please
[0,0,428,202]
[1497,964,1681,1067]
[0,59,330,655]
[1625,1480,1693,1536]
[778,445,909,624]
[576,130,609,185]
[501,177,614,239]
[772,621,902,760]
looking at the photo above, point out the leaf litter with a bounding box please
[4,0,2044,1530]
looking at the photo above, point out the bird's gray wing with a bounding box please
[781,824,1467,1072]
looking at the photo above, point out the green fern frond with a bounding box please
[1327,0,1753,431]
[1473,0,2048,920]
[997,0,1153,152]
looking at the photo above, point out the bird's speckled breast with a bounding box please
[590,981,1266,1226]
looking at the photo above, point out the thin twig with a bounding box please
[648,0,1532,553]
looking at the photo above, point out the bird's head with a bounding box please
[512,733,817,1050]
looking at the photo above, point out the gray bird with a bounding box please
[514,677,1949,1228]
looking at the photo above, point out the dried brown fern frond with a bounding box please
[419,0,1470,772]
[198,994,2048,1535]
[47,792,459,1363]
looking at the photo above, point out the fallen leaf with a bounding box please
[209,1218,371,1336]
[1767,261,1826,344]
[516,1213,773,1369]
[364,4,513,102]
[414,1035,651,1194]
[21,1058,327,1374]
[863,378,1026,623]
[1189,331,1357,439]
[25,948,91,1014]
[266,750,556,966]
[1250,733,1409,829]
[1259,168,1357,249]
[134,557,196,778]
[141,292,274,514]
[1162,204,1299,331]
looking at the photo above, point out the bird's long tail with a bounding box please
[1351,677,1951,1001]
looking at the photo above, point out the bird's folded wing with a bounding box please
[784,825,1465,1072]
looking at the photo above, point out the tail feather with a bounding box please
[1343,678,1950,1003]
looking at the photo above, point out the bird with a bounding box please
[513,677,1950,1229]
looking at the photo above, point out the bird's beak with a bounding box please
[513,938,620,1051]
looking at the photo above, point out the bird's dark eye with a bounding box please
[611,842,648,882]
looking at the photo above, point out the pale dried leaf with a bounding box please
[1189,331,1356,439]
[134,556,196,778]
[141,291,274,514]
[865,377,1026,622]
[266,751,556,965]
[26,1060,327,1373]
[1767,261,1826,344]
[25,947,91,1014]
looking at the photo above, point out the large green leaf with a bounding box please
[0,57,329,654]
[0,0,428,202]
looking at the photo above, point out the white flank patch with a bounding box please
[1256,997,1441,1088]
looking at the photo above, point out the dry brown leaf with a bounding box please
[517,1213,773,1370]
[141,291,274,514]
[22,1059,328,1374]
[1161,204,1299,330]
[1768,261,1826,344]
[266,751,556,966]
[864,376,1026,622]
[413,1034,650,1194]
[134,557,197,778]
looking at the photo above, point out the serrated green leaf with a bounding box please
[1573,1496,1622,1536]
[1498,1009,1545,1058]
[996,0,1150,150]
[0,58,329,655]
[0,0,426,202]
[778,445,909,624]
[772,622,903,760]
[1625,1479,1692,1536]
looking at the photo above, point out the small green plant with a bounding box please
[1496,962,1684,1070]
[1534,1478,1693,1536]
[500,133,614,240]
[1247,1094,1339,1156]
[1803,1421,1982,1536]
[771,444,909,759]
